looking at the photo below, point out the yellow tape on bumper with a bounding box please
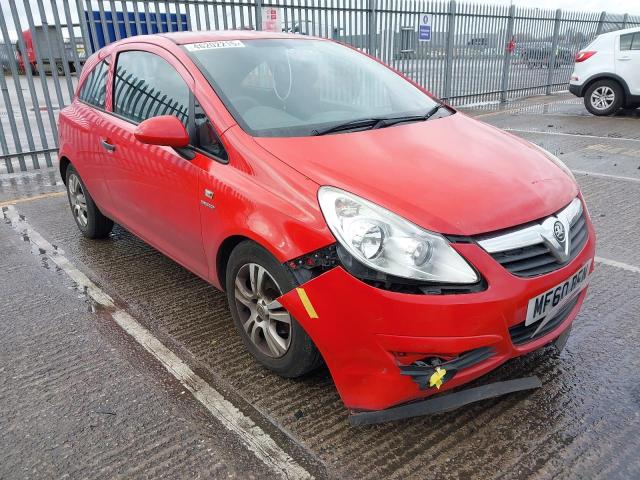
[296,288,319,319]
[429,367,447,389]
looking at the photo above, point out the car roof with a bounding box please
[99,30,325,54]
[599,26,640,38]
[161,30,320,44]
[92,30,328,64]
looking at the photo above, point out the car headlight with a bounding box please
[537,146,576,183]
[317,186,478,284]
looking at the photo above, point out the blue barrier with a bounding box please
[84,10,189,50]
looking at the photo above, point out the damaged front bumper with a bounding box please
[277,233,595,413]
[349,376,542,425]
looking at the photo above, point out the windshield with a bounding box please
[185,39,442,137]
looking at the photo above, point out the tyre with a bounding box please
[584,80,623,116]
[65,164,113,239]
[225,240,323,378]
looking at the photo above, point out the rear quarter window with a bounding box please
[78,60,109,109]
[620,33,633,51]
[620,32,640,51]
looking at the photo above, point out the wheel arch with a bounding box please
[208,193,334,292]
[581,73,630,100]
[216,235,252,292]
[59,155,71,185]
[214,226,333,293]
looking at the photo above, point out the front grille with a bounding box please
[509,294,580,345]
[489,210,588,277]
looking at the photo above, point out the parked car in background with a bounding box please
[570,27,640,116]
[58,31,595,415]
[0,43,18,73]
[519,42,574,68]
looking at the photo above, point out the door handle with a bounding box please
[618,56,631,61]
[101,139,115,152]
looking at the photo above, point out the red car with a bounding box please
[58,31,595,417]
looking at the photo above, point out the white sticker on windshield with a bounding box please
[185,40,245,51]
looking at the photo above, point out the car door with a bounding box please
[101,45,208,279]
[617,32,640,95]
[72,55,114,212]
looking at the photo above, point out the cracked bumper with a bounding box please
[278,222,596,411]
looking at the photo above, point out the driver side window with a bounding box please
[113,50,189,126]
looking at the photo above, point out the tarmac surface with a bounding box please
[1,93,639,479]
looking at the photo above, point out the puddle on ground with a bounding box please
[2,204,105,314]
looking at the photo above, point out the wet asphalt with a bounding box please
[1,93,639,479]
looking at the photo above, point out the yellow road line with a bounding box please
[0,191,65,208]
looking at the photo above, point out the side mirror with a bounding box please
[134,115,190,148]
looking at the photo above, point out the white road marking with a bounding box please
[503,128,640,143]
[595,256,640,274]
[1,205,312,480]
[572,170,640,184]
[471,97,579,118]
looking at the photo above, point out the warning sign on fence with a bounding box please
[262,7,282,33]
[419,14,432,42]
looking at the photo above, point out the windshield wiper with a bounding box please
[311,117,385,136]
[311,104,446,136]
[372,104,444,129]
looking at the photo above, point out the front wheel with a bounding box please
[66,165,113,239]
[584,80,623,116]
[225,241,322,378]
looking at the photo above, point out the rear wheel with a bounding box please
[65,165,113,239]
[584,80,623,116]
[225,241,322,378]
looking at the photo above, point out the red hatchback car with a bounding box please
[58,31,596,416]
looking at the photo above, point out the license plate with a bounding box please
[525,260,591,326]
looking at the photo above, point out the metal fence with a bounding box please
[1,0,639,173]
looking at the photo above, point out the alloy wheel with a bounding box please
[234,263,292,358]
[67,173,88,228]
[590,86,615,111]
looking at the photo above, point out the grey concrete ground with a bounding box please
[1,93,639,479]
[0,222,275,479]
